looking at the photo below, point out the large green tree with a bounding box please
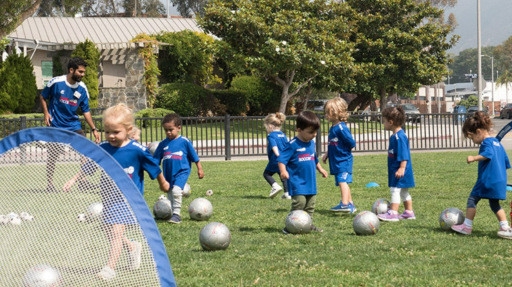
[344,0,457,111]
[0,53,38,113]
[0,0,43,48]
[200,0,355,113]
[171,0,209,17]
[447,46,495,84]
[494,36,512,103]
[36,0,83,16]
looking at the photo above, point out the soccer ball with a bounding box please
[199,222,231,251]
[10,217,22,225]
[182,183,192,198]
[188,198,213,221]
[153,199,173,220]
[77,214,86,223]
[158,194,167,201]
[353,211,380,236]
[371,199,391,215]
[285,210,312,234]
[0,215,8,225]
[6,212,19,220]
[205,189,213,197]
[86,202,103,221]
[147,141,160,156]
[439,207,465,230]
[22,264,62,287]
[20,212,34,221]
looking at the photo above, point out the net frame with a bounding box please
[0,127,176,287]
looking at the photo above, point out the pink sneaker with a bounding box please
[377,211,399,222]
[451,224,472,235]
[398,210,416,220]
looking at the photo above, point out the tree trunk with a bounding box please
[301,83,313,113]
[279,85,290,114]
[347,93,372,112]
[0,0,43,39]
[379,88,387,111]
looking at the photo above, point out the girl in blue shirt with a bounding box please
[322,98,357,213]
[451,112,511,236]
[263,112,290,199]
[378,106,416,222]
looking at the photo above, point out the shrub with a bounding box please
[0,53,38,113]
[72,39,100,109]
[230,76,281,115]
[135,108,174,129]
[210,89,248,116]
[155,83,224,117]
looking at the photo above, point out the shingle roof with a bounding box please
[8,17,202,45]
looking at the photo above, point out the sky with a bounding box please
[159,0,180,16]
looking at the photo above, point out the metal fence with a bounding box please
[0,113,476,160]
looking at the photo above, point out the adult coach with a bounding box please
[39,57,100,192]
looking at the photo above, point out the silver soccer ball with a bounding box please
[188,198,213,221]
[371,199,391,215]
[0,215,8,225]
[147,141,160,156]
[182,183,192,198]
[439,207,465,230]
[205,189,213,197]
[353,211,380,236]
[158,194,168,201]
[22,264,62,287]
[199,222,231,251]
[285,210,312,234]
[153,199,173,220]
[77,214,86,223]
[86,202,103,221]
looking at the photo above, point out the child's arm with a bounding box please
[322,150,328,164]
[272,146,280,157]
[467,155,489,164]
[156,173,170,193]
[278,162,289,179]
[196,161,204,179]
[63,171,83,192]
[316,162,328,178]
[395,160,407,178]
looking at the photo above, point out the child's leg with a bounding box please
[291,195,306,212]
[390,187,401,212]
[107,224,126,269]
[304,195,322,232]
[170,185,183,216]
[452,195,479,234]
[489,199,509,229]
[266,170,283,198]
[263,170,276,186]
[339,182,351,206]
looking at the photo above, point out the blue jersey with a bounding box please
[265,131,288,173]
[327,122,355,175]
[277,137,319,196]
[153,136,200,187]
[100,140,162,195]
[41,75,90,131]
[471,137,511,200]
[387,129,415,188]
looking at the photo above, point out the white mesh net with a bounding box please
[0,141,162,286]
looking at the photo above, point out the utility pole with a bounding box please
[477,0,483,111]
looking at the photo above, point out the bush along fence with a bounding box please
[0,113,477,160]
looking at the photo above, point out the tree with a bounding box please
[171,0,209,18]
[448,46,495,84]
[71,39,100,109]
[82,0,120,16]
[344,0,457,111]
[495,36,512,103]
[200,0,355,113]
[123,0,165,17]
[0,0,43,49]
[36,0,83,16]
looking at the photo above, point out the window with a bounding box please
[42,61,53,78]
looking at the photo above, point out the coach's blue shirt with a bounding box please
[471,137,511,200]
[153,135,200,185]
[278,137,318,196]
[387,129,415,188]
[100,140,162,195]
[41,75,90,131]
[327,122,355,175]
[266,131,288,173]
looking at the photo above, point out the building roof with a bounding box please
[8,17,202,50]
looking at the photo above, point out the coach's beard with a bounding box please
[72,74,82,82]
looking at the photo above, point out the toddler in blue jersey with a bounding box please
[278,111,328,233]
[321,98,357,213]
[378,106,416,222]
[450,112,511,237]
[153,113,204,224]
[64,104,170,281]
[263,112,291,199]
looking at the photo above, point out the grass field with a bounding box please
[143,150,512,286]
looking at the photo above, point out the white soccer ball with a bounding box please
[205,189,213,197]
[188,198,213,221]
[147,141,160,156]
[353,211,380,236]
[153,199,173,220]
[22,264,62,287]
[158,194,168,201]
[6,212,19,220]
[182,183,191,198]
[10,217,22,225]
[199,222,231,251]
[86,202,103,221]
[77,214,86,223]
[20,212,34,221]
[285,210,312,234]
[0,215,8,225]
[371,199,391,215]
[439,207,465,230]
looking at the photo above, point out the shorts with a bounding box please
[102,202,137,225]
[335,172,353,186]
[171,174,189,190]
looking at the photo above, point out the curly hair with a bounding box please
[462,111,492,138]
[103,103,134,131]
[382,105,405,127]
[264,112,286,133]
[324,98,349,122]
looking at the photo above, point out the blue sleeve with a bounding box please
[268,135,278,149]
[186,140,200,163]
[337,127,355,148]
[479,140,493,160]
[395,136,410,162]
[142,149,162,180]
[277,142,293,165]
[79,95,90,113]
[505,152,511,169]
[153,142,164,164]
[41,85,51,99]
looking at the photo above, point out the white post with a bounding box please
[477,0,483,111]
[167,0,170,18]
[491,56,494,116]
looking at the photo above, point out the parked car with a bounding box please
[453,105,467,124]
[500,103,512,119]
[307,100,328,112]
[389,103,422,123]
[467,106,488,116]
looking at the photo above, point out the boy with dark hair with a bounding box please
[278,111,328,233]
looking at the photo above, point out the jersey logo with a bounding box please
[124,166,135,178]
[493,141,500,147]
[163,146,169,150]
[298,153,315,162]
[278,134,285,138]
[171,151,183,156]
[388,148,394,158]
[296,147,306,152]
[60,90,65,94]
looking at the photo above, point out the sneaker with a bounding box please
[451,224,472,235]
[348,202,357,214]
[330,202,351,213]
[310,224,323,232]
[269,185,283,198]
[168,214,182,224]
[97,266,115,281]
[377,211,399,222]
[498,228,512,239]
[281,192,292,199]
[282,227,290,235]
[128,241,142,270]
[398,210,416,220]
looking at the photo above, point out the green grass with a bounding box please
[143,150,512,286]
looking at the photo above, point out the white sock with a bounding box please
[464,218,473,228]
[389,210,399,215]
[499,221,509,229]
